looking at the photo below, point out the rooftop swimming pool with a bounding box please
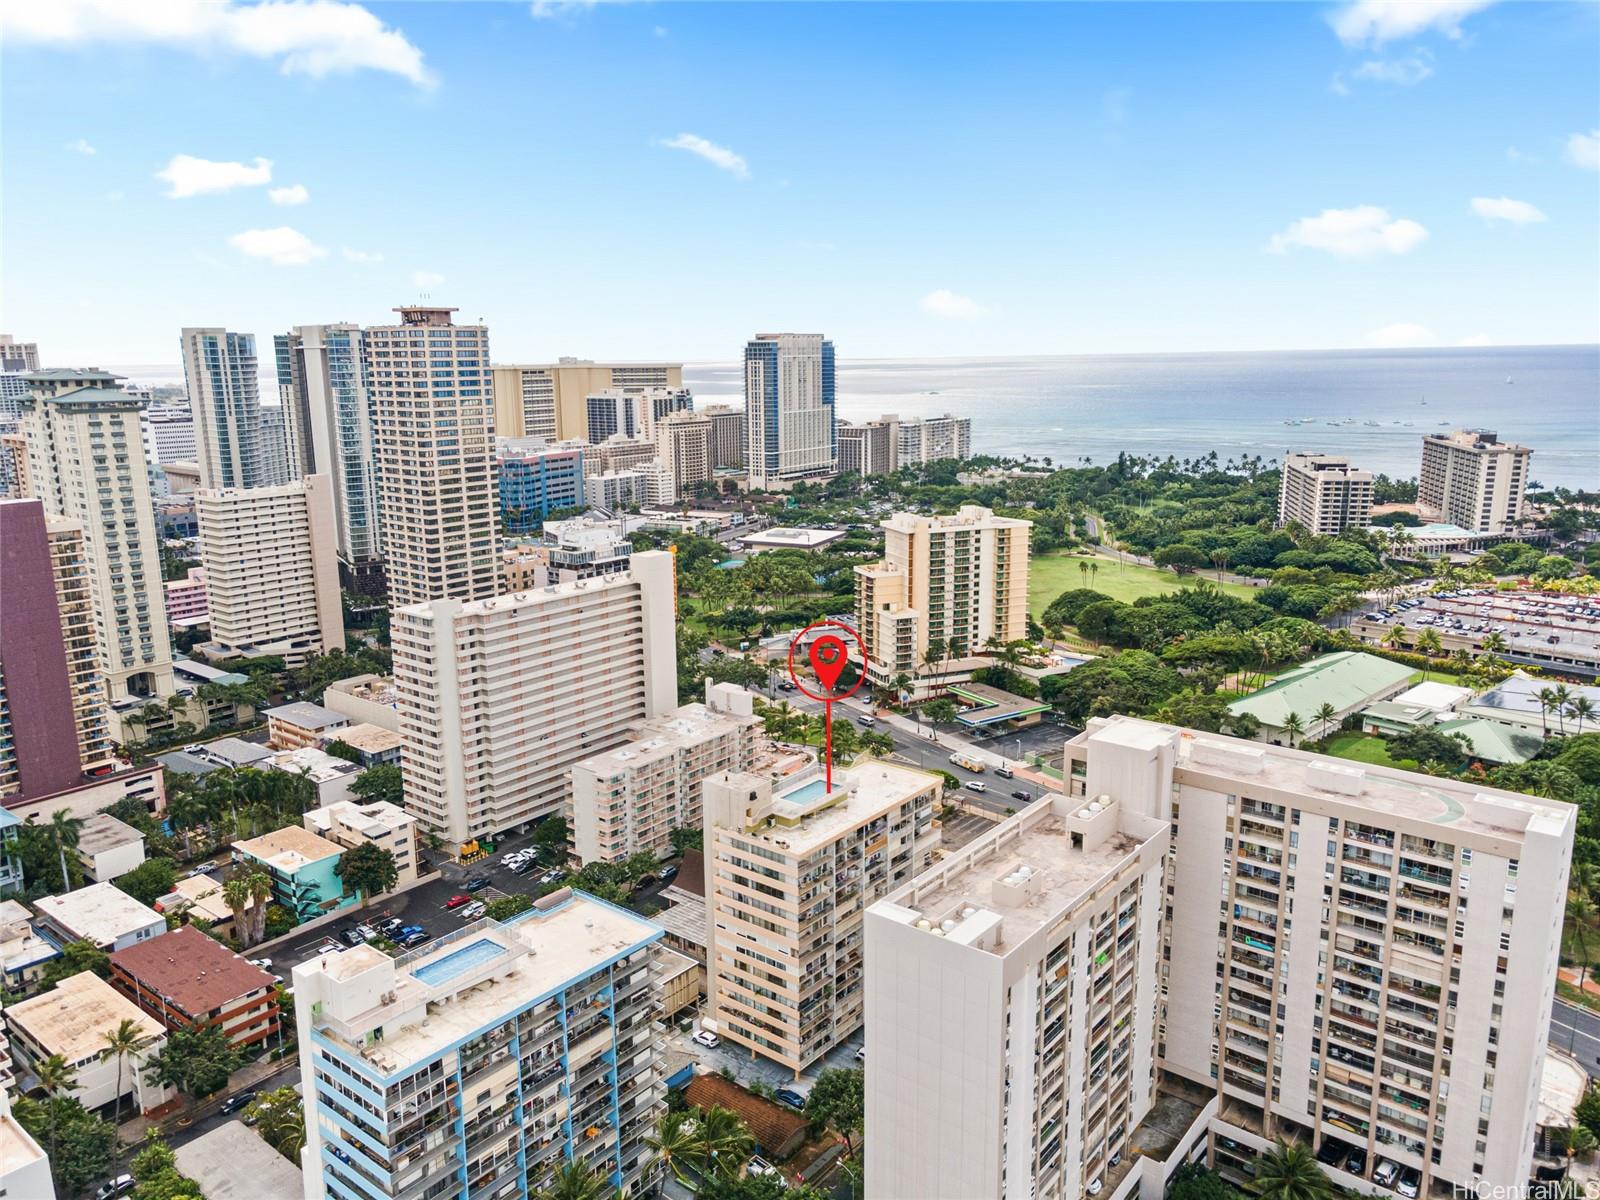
[781,778,832,808]
[412,936,506,987]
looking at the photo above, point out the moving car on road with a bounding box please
[964,780,988,793]
[218,1090,257,1115]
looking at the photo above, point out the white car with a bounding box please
[691,1030,720,1049]
[964,780,988,793]
[316,945,339,956]
[248,957,272,969]
[1087,1179,1103,1196]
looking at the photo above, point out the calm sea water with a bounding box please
[687,345,1600,490]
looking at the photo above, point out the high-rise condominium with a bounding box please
[570,680,760,864]
[496,438,585,534]
[896,413,972,464]
[655,410,713,495]
[491,359,684,442]
[367,307,498,608]
[866,716,1572,1200]
[294,892,668,1200]
[392,551,677,851]
[274,324,383,588]
[703,759,941,1076]
[180,328,263,490]
[838,418,898,477]
[702,404,745,468]
[1419,429,1532,534]
[0,335,40,374]
[194,475,345,666]
[855,504,1031,698]
[142,404,196,467]
[19,370,174,700]
[744,333,836,488]
[0,500,114,802]
[1278,452,1374,535]
[585,390,645,442]
[256,404,291,487]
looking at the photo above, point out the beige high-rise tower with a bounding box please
[18,370,174,701]
[1419,429,1532,533]
[367,307,499,608]
[855,503,1031,698]
[491,359,683,441]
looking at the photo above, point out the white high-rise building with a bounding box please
[180,328,263,490]
[367,307,498,608]
[570,680,760,864]
[392,551,677,850]
[274,324,383,586]
[256,404,291,487]
[655,411,714,496]
[703,759,941,1077]
[142,404,196,466]
[293,893,668,1200]
[896,413,972,465]
[744,333,836,488]
[1278,452,1374,535]
[19,370,174,700]
[866,715,1574,1200]
[195,476,345,666]
[838,419,898,477]
[1419,430,1532,534]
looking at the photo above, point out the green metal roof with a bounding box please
[1228,651,1414,729]
[1433,718,1542,765]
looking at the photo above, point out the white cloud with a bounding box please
[1328,0,1497,47]
[65,137,96,155]
[413,271,445,288]
[1456,334,1493,346]
[920,289,983,320]
[342,247,383,263]
[157,154,273,198]
[1470,196,1546,225]
[228,226,326,266]
[268,183,310,206]
[1352,50,1434,85]
[1568,129,1600,171]
[1367,323,1435,348]
[659,133,750,180]
[1,0,434,88]
[1267,205,1428,258]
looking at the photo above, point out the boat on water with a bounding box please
[1364,421,1381,427]
[1505,376,1514,384]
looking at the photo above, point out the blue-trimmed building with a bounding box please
[497,438,585,534]
[743,333,836,489]
[292,889,666,1200]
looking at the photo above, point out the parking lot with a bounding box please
[939,809,1002,851]
[665,1021,865,1099]
[1352,587,1600,677]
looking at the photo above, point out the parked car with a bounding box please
[465,877,491,892]
[460,901,486,920]
[400,930,431,947]
[775,1088,807,1111]
[337,928,364,947]
[964,781,988,793]
[660,865,678,883]
[1087,1179,1103,1196]
[316,945,339,956]
[1397,1170,1420,1198]
[854,1046,865,1063]
[95,1176,136,1200]
[691,1030,720,1049]
[445,894,473,909]
[510,860,535,875]
[1374,1160,1399,1187]
[747,1157,778,1178]
[218,1090,257,1115]
[248,957,272,969]
[355,924,378,941]
[378,918,405,936]
[1344,1149,1366,1176]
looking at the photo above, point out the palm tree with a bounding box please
[34,1053,80,1171]
[1480,631,1508,655]
[222,878,251,944]
[1569,892,1596,988]
[1313,703,1339,743]
[47,809,83,892]
[1569,697,1597,736]
[921,637,946,691]
[1567,1125,1598,1163]
[166,791,208,859]
[1089,561,1101,588]
[693,1105,755,1180]
[101,1018,151,1134]
[530,1163,612,1200]
[1538,687,1559,738]
[247,870,274,946]
[1249,1139,1332,1200]
[1281,712,1305,749]
[1078,560,1090,585]
[647,1109,700,1186]
[1382,625,1407,651]
[1551,684,1575,735]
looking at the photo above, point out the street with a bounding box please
[1551,998,1600,1073]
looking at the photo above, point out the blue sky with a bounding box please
[3,0,1597,368]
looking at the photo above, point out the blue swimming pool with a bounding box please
[782,778,831,807]
[412,937,506,986]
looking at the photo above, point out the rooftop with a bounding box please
[1228,651,1413,727]
[199,736,273,767]
[110,925,275,1013]
[172,659,249,685]
[267,745,363,783]
[33,881,163,944]
[1392,681,1475,710]
[154,750,218,777]
[175,1119,304,1200]
[157,875,234,923]
[6,970,165,1062]
[738,526,846,548]
[305,799,415,839]
[575,701,756,776]
[1538,1049,1588,1129]
[332,723,404,755]
[76,812,144,857]
[651,896,707,950]
[949,681,1052,726]
[0,1104,46,1178]
[1463,672,1600,720]
[263,701,348,730]
[235,824,345,872]
[1433,718,1544,765]
[683,1073,809,1156]
[301,892,660,1076]
[726,760,942,856]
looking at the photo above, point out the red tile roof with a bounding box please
[684,1072,808,1159]
[108,925,275,1017]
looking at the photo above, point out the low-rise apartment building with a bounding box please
[0,899,60,996]
[570,681,761,864]
[234,825,353,923]
[265,745,364,806]
[264,701,350,750]
[293,890,667,1200]
[110,924,280,1049]
[702,760,941,1077]
[326,722,403,767]
[32,881,165,952]
[321,674,399,733]
[74,812,146,882]
[304,799,421,887]
[0,1090,53,1200]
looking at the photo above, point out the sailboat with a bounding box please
[1505,376,1514,384]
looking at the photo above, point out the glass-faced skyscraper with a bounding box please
[743,332,836,489]
[180,328,262,490]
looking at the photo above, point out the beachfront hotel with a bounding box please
[864,716,1572,1200]
[392,552,677,852]
[1277,452,1374,535]
[702,759,942,1077]
[1419,429,1532,534]
[854,503,1032,699]
[293,890,666,1200]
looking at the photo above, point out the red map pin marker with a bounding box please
[809,635,849,694]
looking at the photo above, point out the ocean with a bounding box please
[687,344,1600,490]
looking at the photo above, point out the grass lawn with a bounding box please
[1028,551,1257,617]
[1323,731,1406,768]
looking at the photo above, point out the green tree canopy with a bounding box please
[335,841,399,901]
